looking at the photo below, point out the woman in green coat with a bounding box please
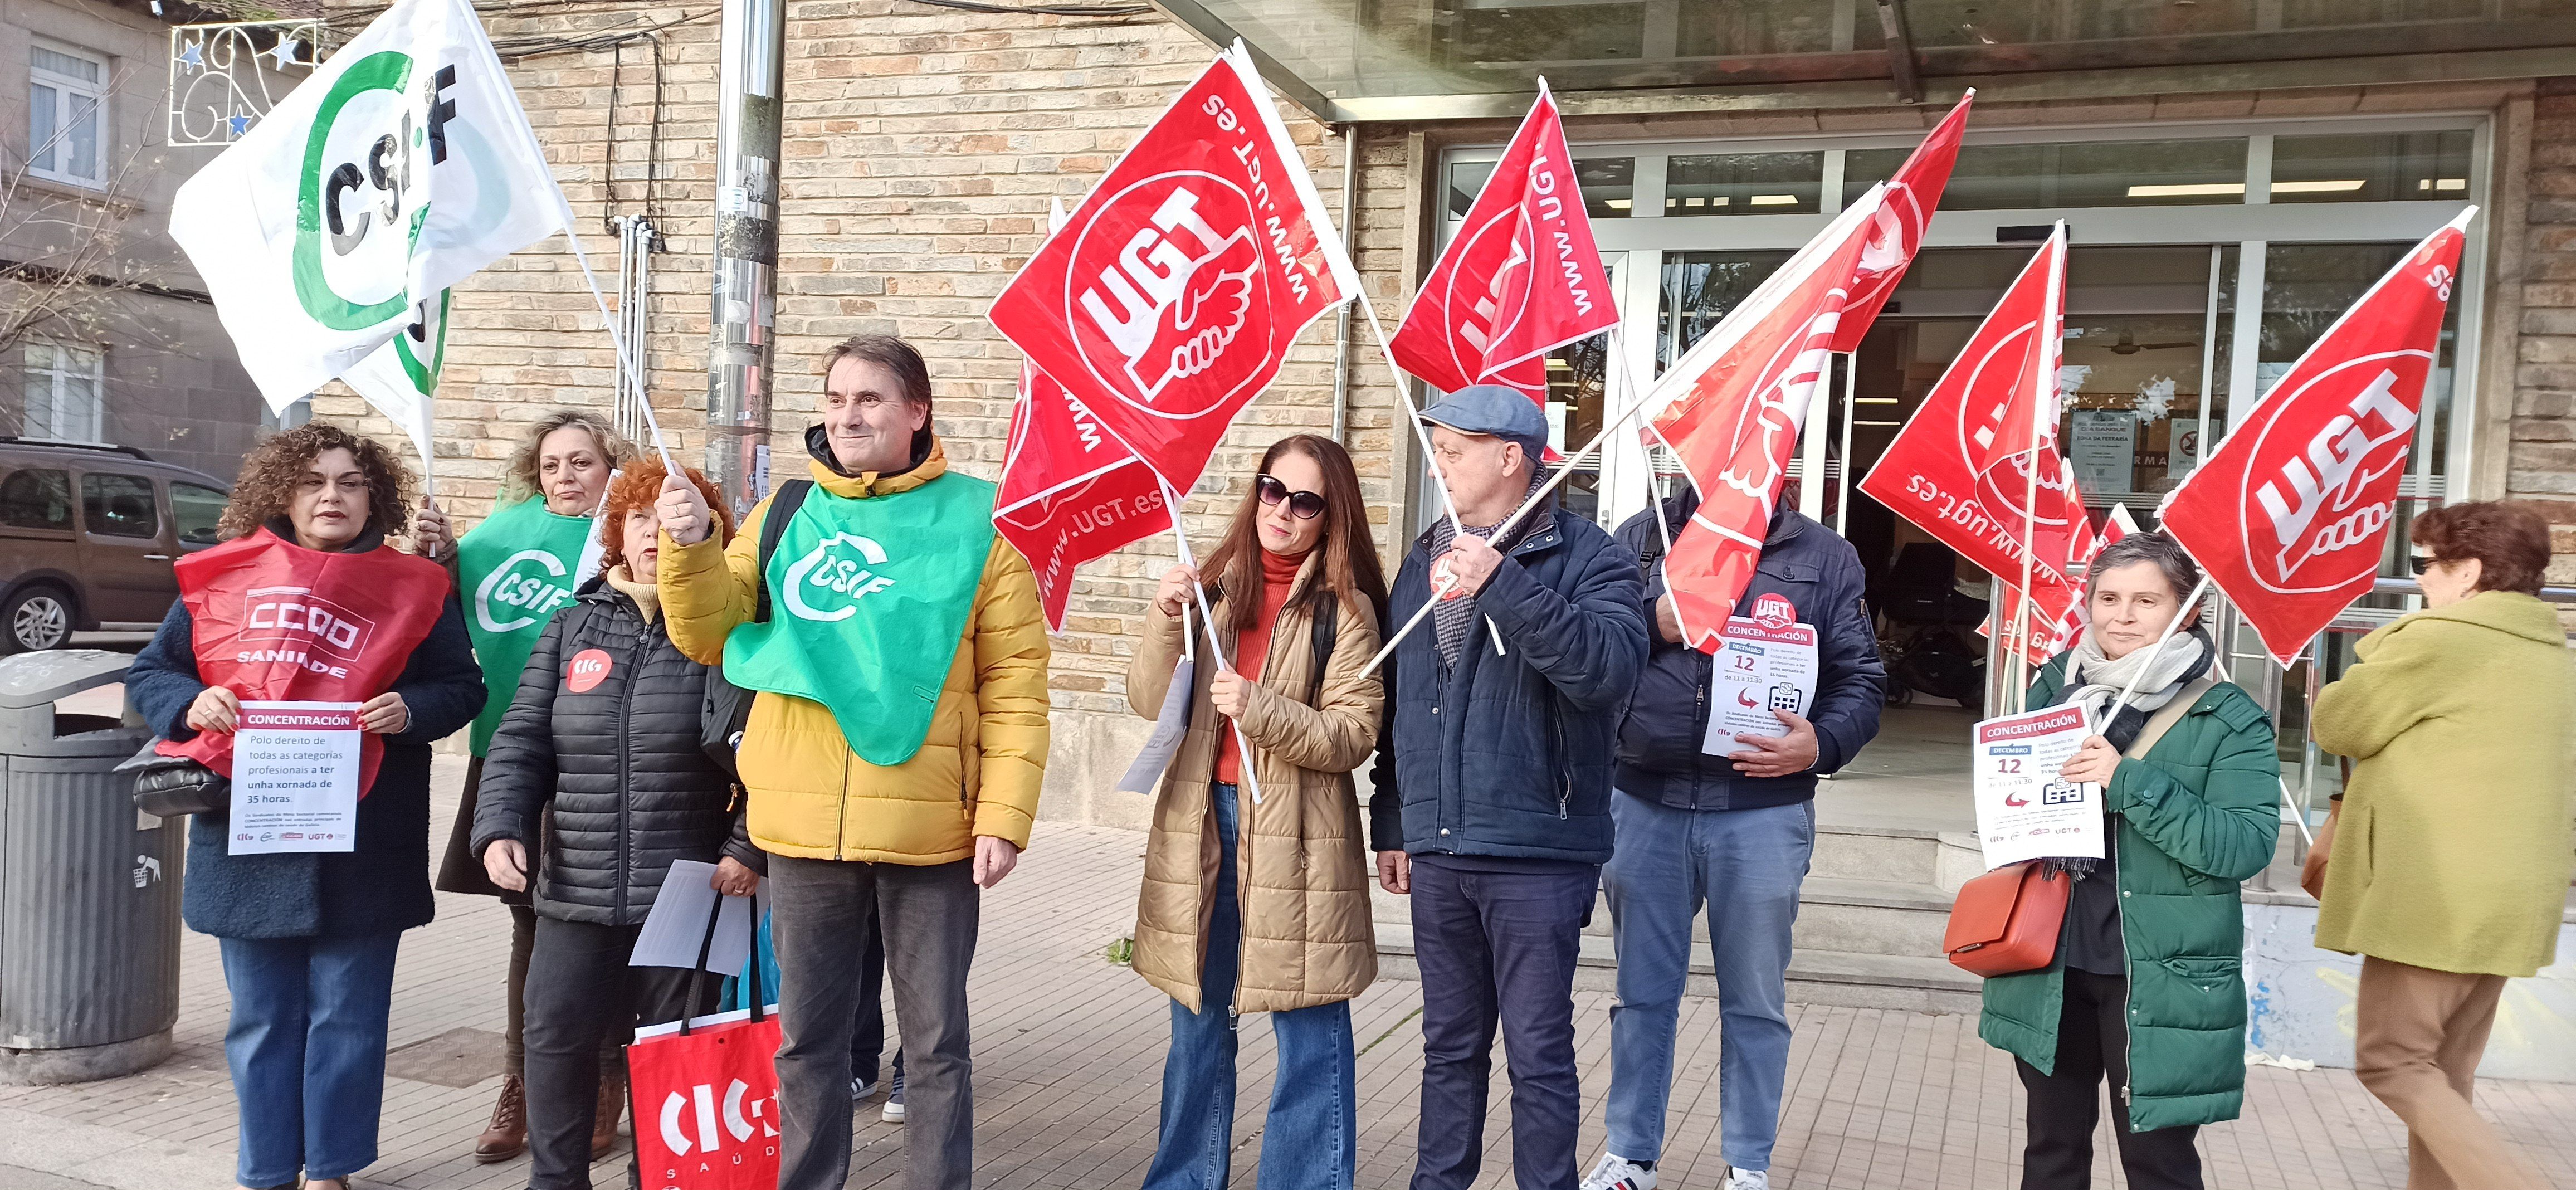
[1982,531,2280,1190]
[2306,500,2569,1190]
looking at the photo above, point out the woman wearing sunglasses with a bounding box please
[1125,434,1389,1190]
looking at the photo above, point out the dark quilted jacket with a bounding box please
[472,578,751,926]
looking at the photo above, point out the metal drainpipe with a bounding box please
[705,0,784,519]
[1330,123,1359,445]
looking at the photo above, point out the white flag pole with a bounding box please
[1155,474,1267,806]
[563,231,680,476]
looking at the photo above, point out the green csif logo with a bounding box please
[292,53,462,330]
[782,533,899,622]
[475,548,573,633]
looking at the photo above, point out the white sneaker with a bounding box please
[1721,1168,1768,1190]
[1580,1153,1657,1190]
[881,1095,906,1123]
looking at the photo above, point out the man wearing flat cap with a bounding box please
[1369,385,1650,1190]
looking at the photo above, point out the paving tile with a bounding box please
[3,757,2570,1189]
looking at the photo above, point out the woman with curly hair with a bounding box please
[126,423,486,1190]
[414,409,635,1162]
[472,461,760,1190]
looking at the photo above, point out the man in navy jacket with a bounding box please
[1369,386,1649,1190]
[1580,490,1886,1190]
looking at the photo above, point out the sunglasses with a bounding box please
[1256,475,1327,520]
[2408,553,2437,576]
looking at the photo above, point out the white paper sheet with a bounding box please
[628,859,767,973]
[1700,616,1821,754]
[227,700,362,855]
[1970,703,2105,869]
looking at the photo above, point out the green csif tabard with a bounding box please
[456,496,595,754]
[723,471,998,766]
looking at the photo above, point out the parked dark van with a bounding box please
[0,439,231,653]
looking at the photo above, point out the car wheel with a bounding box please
[1,587,74,654]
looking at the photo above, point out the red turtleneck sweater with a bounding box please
[1216,548,1310,784]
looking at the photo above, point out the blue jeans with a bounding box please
[1141,783,1358,1190]
[217,931,404,1186]
[1601,794,1814,1172]
[1408,856,1598,1190]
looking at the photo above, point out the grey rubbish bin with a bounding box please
[0,649,177,1085]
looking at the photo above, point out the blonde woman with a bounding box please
[417,410,636,1162]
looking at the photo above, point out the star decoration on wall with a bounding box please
[177,42,204,71]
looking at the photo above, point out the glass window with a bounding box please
[29,43,107,186]
[80,473,158,539]
[172,482,226,546]
[1577,158,1637,220]
[22,342,104,442]
[1445,160,1496,220]
[1445,157,1636,221]
[1846,139,2249,209]
[0,469,73,531]
[1657,252,1794,374]
[2271,130,2474,203]
[1664,152,1823,216]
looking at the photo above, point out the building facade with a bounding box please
[303,1,2576,831]
[2,0,275,481]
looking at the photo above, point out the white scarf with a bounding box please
[2061,626,2212,747]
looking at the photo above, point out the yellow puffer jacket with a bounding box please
[659,439,1051,863]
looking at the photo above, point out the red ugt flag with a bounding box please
[1389,82,1617,404]
[1858,232,2092,594]
[2160,209,2472,665]
[995,360,1172,634]
[987,46,1359,498]
[1649,187,1889,651]
[1833,91,1973,351]
[1975,224,2068,480]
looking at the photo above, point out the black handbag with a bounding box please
[120,739,231,817]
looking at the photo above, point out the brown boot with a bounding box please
[474,1073,527,1162]
[591,1070,625,1158]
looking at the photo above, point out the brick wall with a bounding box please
[311,1,1414,821]
[2520,77,2576,587]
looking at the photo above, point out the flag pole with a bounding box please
[563,230,681,477]
[2008,227,2065,715]
[1354,287,1514,655]
[1155,474,1267,806]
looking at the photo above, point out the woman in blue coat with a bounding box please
[126,424,484,1190]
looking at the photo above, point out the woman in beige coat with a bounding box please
[1126,434,1387,1190]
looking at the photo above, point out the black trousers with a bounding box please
[2015,968,2202,1190]
[521,916,719,1190]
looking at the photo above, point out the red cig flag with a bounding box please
[987,46,1358,498]
[2160,209,2473,665]
[1389,81,1618,406]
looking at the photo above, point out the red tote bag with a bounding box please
[629,895,783,1190]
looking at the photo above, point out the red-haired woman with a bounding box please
[1125,434,1388,1190]
[2310,500,2572,1190]
[470,462,762,1190]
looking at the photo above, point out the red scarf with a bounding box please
[160,528,451,792]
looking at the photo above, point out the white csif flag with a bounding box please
[340,289,447,490]
[170,0,570,416]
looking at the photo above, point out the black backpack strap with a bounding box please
[1306,596,1337,706]
[752,480,815,625]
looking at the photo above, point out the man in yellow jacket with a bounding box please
[655,334,1050,1190]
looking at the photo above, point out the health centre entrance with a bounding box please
[1430,113,2485,828]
